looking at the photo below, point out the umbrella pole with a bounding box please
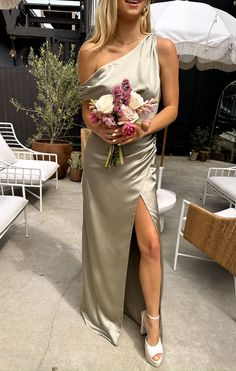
[157,127,168,189]
[160,127,168,167]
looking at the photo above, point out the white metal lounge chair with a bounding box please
[0,123,59,212]
[0,185,28,240]
[203,166,236,207]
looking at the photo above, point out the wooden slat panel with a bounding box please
[0,66,37,146]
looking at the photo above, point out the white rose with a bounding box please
[129,91,144,110]
[95,94,114,114]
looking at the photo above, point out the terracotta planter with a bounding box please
[32,139,73,179]
[69,168,82,182]
[198,150,210,162]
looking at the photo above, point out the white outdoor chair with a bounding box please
[203,166,236,207]
[0,185,28,240]
[174,199,236,295]
[0,123,59,212]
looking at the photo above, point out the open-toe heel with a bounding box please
[140,311,164,368]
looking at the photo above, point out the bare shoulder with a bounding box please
[77,41,98,83]
[156,37,178,71]
[78,41,99,62]
[157,37,177,58]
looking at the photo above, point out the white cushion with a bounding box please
[157,189,176,214]
[0,159,59,184]
[16,160,59,181]
[215,208,236,218]
[0,133,17,164]
[0,195,28,234]
[208,176,236,202]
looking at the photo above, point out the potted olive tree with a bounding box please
[68,151,82,182]
[11,43,81,178]
[189,126,210,161]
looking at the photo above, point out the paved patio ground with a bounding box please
[0,156,235,371]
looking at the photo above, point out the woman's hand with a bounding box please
[92,122,124,144]
[115,120,151,146]
[91,120,151,145]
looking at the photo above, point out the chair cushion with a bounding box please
[215,208,236,218]
[0,195,28,234]
[207,176,236,202]
[0,160,59,184]
[0,133,17,164]
[157,189,176,214]
[16,160,59,181]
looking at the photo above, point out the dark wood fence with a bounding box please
[0,66,37,146]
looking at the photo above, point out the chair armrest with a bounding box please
[12,150,58,163]
[207,167,236,177]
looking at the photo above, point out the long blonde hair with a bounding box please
[86,0,151,49]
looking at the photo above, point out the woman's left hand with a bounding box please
[113,120,151,145]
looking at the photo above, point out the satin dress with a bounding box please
[80,33,162,346]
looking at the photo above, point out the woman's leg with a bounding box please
[134,197,162,361]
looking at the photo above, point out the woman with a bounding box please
[78,0,179,367]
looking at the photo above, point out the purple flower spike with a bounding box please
[112,85,124,118]
[121,79,132,106]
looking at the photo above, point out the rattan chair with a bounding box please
[80,127,92,167]
[174,199,236,295]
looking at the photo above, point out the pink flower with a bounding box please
[122,122,136,137]
[118,104,139,124]
[90,111,99,123]
[101,115,116,127]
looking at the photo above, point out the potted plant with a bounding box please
[68,151,82,182]
[10,43,81,178]
[189,126,210,161]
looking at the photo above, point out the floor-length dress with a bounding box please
[80,33,162,346]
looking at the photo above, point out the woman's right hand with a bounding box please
[91,122,124,144]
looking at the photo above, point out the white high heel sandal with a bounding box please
[140,310,164,368]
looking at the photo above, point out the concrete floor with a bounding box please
[0,156,235,371]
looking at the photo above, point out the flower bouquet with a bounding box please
[89,79,158,168]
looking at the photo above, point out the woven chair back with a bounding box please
[80,128,92,167]
[183,203,236,275]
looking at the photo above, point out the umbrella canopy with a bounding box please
[0,0,21,9]
[150,0,236,72]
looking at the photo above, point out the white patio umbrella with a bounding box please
[150,0,236,174]
[0,0,21,9]
[150,0,236,73]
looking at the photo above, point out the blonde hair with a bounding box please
[86,0,151,49]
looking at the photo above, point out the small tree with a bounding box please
[11,43,81,144]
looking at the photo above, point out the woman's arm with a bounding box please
[148,38,179,134]
[121,38,179,145]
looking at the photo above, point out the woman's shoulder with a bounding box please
[79,41,98,58]
[156,37,176,54]
[78,42,99,83]
[155,36,178,70]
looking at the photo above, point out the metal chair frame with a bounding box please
[0,122,59,212]
[0,184,28,239]
[203,166,236,207]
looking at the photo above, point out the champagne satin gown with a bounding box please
[80,34,163,346]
